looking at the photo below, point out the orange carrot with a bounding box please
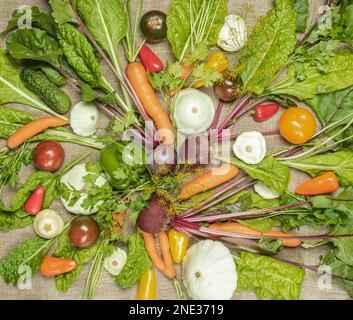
[157,231,176,279]
[126,62,175,144]
[7,116,69,149]
[112,211,126,237]
[209,222,302,248]
[179,164,239,200]
[141,231,167,273]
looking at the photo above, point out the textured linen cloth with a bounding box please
[0,0,350,300]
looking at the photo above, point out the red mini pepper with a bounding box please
[24,186,45,216]
[138,44,164,73]
[254,103,280,122]
[295,172,339,196]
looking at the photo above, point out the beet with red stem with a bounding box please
[180,176,250,218]
[184,201,310,223]
[137,194,170,233]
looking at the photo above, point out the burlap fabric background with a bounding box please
[0,0,350,300]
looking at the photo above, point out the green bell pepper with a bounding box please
[100,142,148,190]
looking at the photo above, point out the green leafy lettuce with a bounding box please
[235,251,305,300]
[239,0,297,94]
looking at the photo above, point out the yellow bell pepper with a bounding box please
[168,229,189,264]
[194,52,229,88]
[137,269,156,300]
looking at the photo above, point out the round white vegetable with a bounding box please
[70,101,100,137]
[34,209,64,239]
[254,181,280,199]
[182,240,237,300]
[173,89,215,135]
[104,248,127,276]
[233,131,266,165]
[60,163,107,215]
[218,15,247,52]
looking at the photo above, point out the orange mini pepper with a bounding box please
[40,256,78,277]
[295,172,339,196]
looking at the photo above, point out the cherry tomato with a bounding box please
[140,10,167,42]
[34,141,65,172]
[69,216,100,248]
[214,79,236,102]
[279,107,317,144]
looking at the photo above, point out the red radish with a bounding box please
[24,186,45,216]
[139,45,164,73]
[254,103,280,122]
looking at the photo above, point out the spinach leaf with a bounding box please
[7,28,62,68]
[0,49,63,118]
[1,6,56,37]
[56,23,109,90]
[305,87,353,126]
[54,231,101,293]
[224,156,290,195]
[329,221,353,267]
[285,150,353,186]
[76,0,127,70]
[166,0,228,60]
[0,236,54,284]
[267,51,353,100]
[116,232,151,288]
[239,0,297,94]
[235,251,305,300]
[49,0,78,25]
[292,0,309,32]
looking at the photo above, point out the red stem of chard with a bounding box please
[184,201,310,223]
[211,100,223,129]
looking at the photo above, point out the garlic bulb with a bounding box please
[173,88,215,135]
[233,131,266,165]
[254,181,280,199]
[182,240,237,300]
[70,101,100,137]
[218,15,247,52]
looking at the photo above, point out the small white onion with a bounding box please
[173,88,215,135]
[233,131,266,165]
[218,14,247,52]
[70,101,100,137]
[254,181,280,199]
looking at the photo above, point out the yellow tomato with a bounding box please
[279,107,317,144]
[137,269,156,300]
[168,229,189,264]
[194,52,229,88]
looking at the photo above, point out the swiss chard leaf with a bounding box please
[115,232,151,288]
[235,251,305,300]
[285,150,353,186]
[166,0,228,60]
[56,23,108,90]
[224,156,290,195]
[0,236,54,284]
[239,0,297,94]
[0,212,34,233]
[76,0,127,70]
[329,221,353,267]
[7,28,62,67]
[49,0,78,25]
[267,51,353,100]
[0,49,63,117]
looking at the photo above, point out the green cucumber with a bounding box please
[20,68,71,114]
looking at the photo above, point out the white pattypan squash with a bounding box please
[182,240,237,300]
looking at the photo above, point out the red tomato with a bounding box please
[34,141,65,172]
[279,107,316,144]
[69,216,100,248]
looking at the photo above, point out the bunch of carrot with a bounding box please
[141,231,176,279]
